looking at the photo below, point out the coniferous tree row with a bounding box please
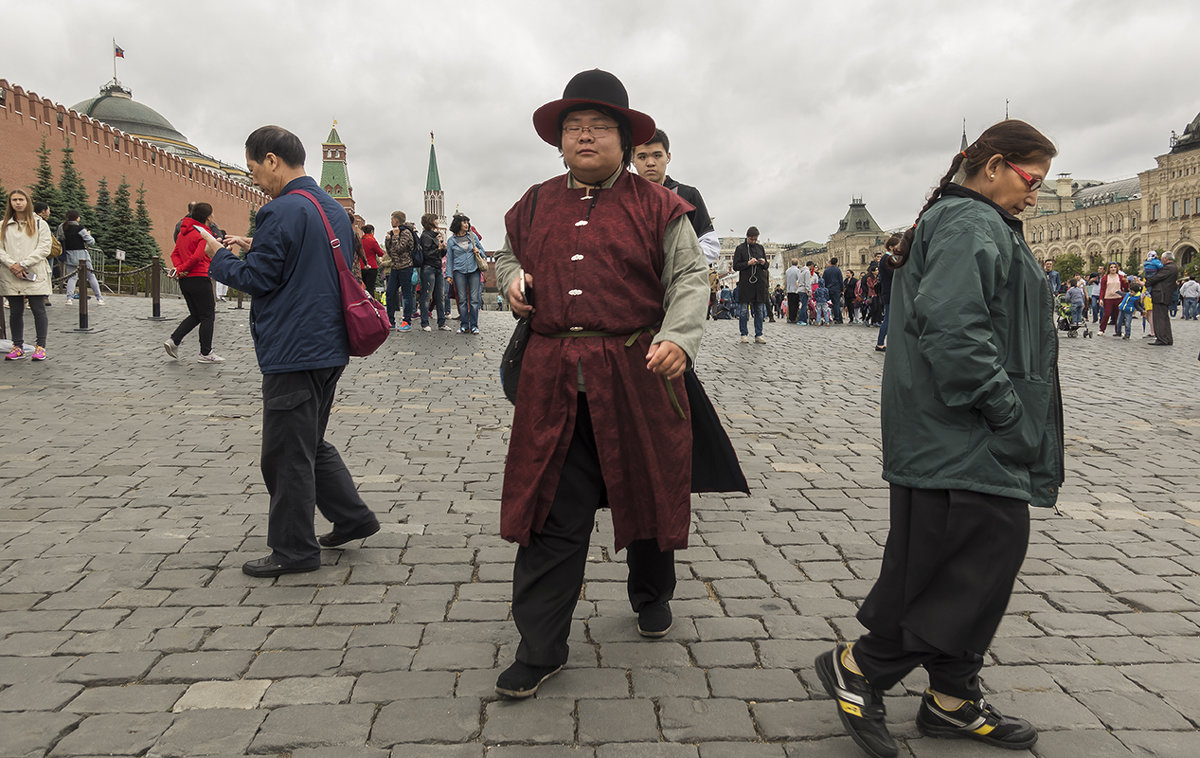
[91,178,113,252]
[31,138,60,225]
[57,138,92,231]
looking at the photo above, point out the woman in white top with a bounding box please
[0,189,52,360]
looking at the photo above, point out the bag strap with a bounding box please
[289,189,348,275]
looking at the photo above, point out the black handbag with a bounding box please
[500,315,530,404]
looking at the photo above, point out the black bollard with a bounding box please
[77,259,90,331]
[151,258,162,319]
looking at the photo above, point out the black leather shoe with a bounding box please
[495,660,562,699]
[318,519,381,548]
[637,603,673,638]
[241,555,320,578]
[916,689,1037,749]
[815,644,897,758]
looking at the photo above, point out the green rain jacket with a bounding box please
[881,184,1064,508]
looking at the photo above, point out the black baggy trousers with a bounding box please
[852,485,1030,700]
[511,394,676,667]
[261,366,377,565]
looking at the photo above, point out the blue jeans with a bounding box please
[797,292,809,323]
[1183,297,1199,320]
[829,290,843,322]
[453,270,482,331]
[739,303,766,337]
[876,303,890,346]
[386,267,415,326]
[441,276,453,317]
[1090,298,1102,322]
[1069,303,1083,324]
[419,266,445,327]
[1115,309,1133,337]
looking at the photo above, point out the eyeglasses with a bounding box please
[562,124,617,138]
[1004,160,1043,192]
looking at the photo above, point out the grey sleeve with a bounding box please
[654,216,708,362]
[494,234,522,305]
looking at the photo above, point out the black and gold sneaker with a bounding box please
[916,689,1038,749]
[814,644,897,758]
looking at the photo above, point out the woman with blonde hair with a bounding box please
[0,189,53,360]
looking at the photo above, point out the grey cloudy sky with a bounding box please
[5,0,1199,247]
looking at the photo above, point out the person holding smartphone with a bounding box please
[1,189,52,360]
[164,202,223,363]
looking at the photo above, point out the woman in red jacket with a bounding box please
[165,203,223,363]
[1097,261,1128,335]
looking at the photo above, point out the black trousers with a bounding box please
[6,295,48,347]
[172,277,216,355]
[1151,303,1173,344]
[853,485,1029,700]
[511,394,676,667]
[786,292,800,322]
[361,267,378,295]
[830,290,843,322]
[260,366,377,565]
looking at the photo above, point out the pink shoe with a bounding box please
[31,346,46,361]
[4,346,24,360]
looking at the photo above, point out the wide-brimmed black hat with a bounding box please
[532,69,656,146]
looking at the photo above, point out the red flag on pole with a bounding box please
[114,43,125,58]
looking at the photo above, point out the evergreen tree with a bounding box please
[57,138,92,230]
[109,177,142,265]
[0,175,7,206]
[1126,249,1141,275]
[92,177,113,251]
[247,206,258,237]
[31,137,60,221]
[134,183,159,263]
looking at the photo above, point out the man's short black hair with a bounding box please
[645,128,669,152]
[362,224,375,234]
[33,201,48,214]
[829,257,839,266]
[65,210,80,221]
[245,125,305,167]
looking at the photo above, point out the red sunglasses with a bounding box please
[1004,160,1043,192]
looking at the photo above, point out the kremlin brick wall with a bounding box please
[0,79,267,258]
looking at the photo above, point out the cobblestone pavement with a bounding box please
[1,296,1198,757]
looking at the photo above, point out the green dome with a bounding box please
[71,82,195,149]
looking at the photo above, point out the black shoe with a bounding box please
[637,603,673,638]
[318,519,381,548]
[916,690,1037,749]
[1151,340,1171,346]
[241,554,320,578]
[815,644,897,758]
[495,661,562,699]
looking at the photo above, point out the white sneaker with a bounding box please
[422,325,433,332]
[755,336,767,344]
[740,336,749,344]
[163,340,179,359]
[94,298,105,306]
[439,325,453,331]
[197,353,225,363]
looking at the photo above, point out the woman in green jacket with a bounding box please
[815,120,1064,758]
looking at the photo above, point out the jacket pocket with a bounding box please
[986,377,1052,466]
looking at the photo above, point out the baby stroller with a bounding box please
[1056,296,1091,339]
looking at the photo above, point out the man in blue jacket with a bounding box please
[199,125,379,578]
[822,257,844,323]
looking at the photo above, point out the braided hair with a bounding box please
[893,120,1057,267]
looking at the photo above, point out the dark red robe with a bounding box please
[500,172,695,552]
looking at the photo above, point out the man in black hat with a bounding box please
[492,69,708,699]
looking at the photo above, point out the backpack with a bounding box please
[411,228,424,267]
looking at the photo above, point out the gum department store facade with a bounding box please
[826,113,1200,273]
